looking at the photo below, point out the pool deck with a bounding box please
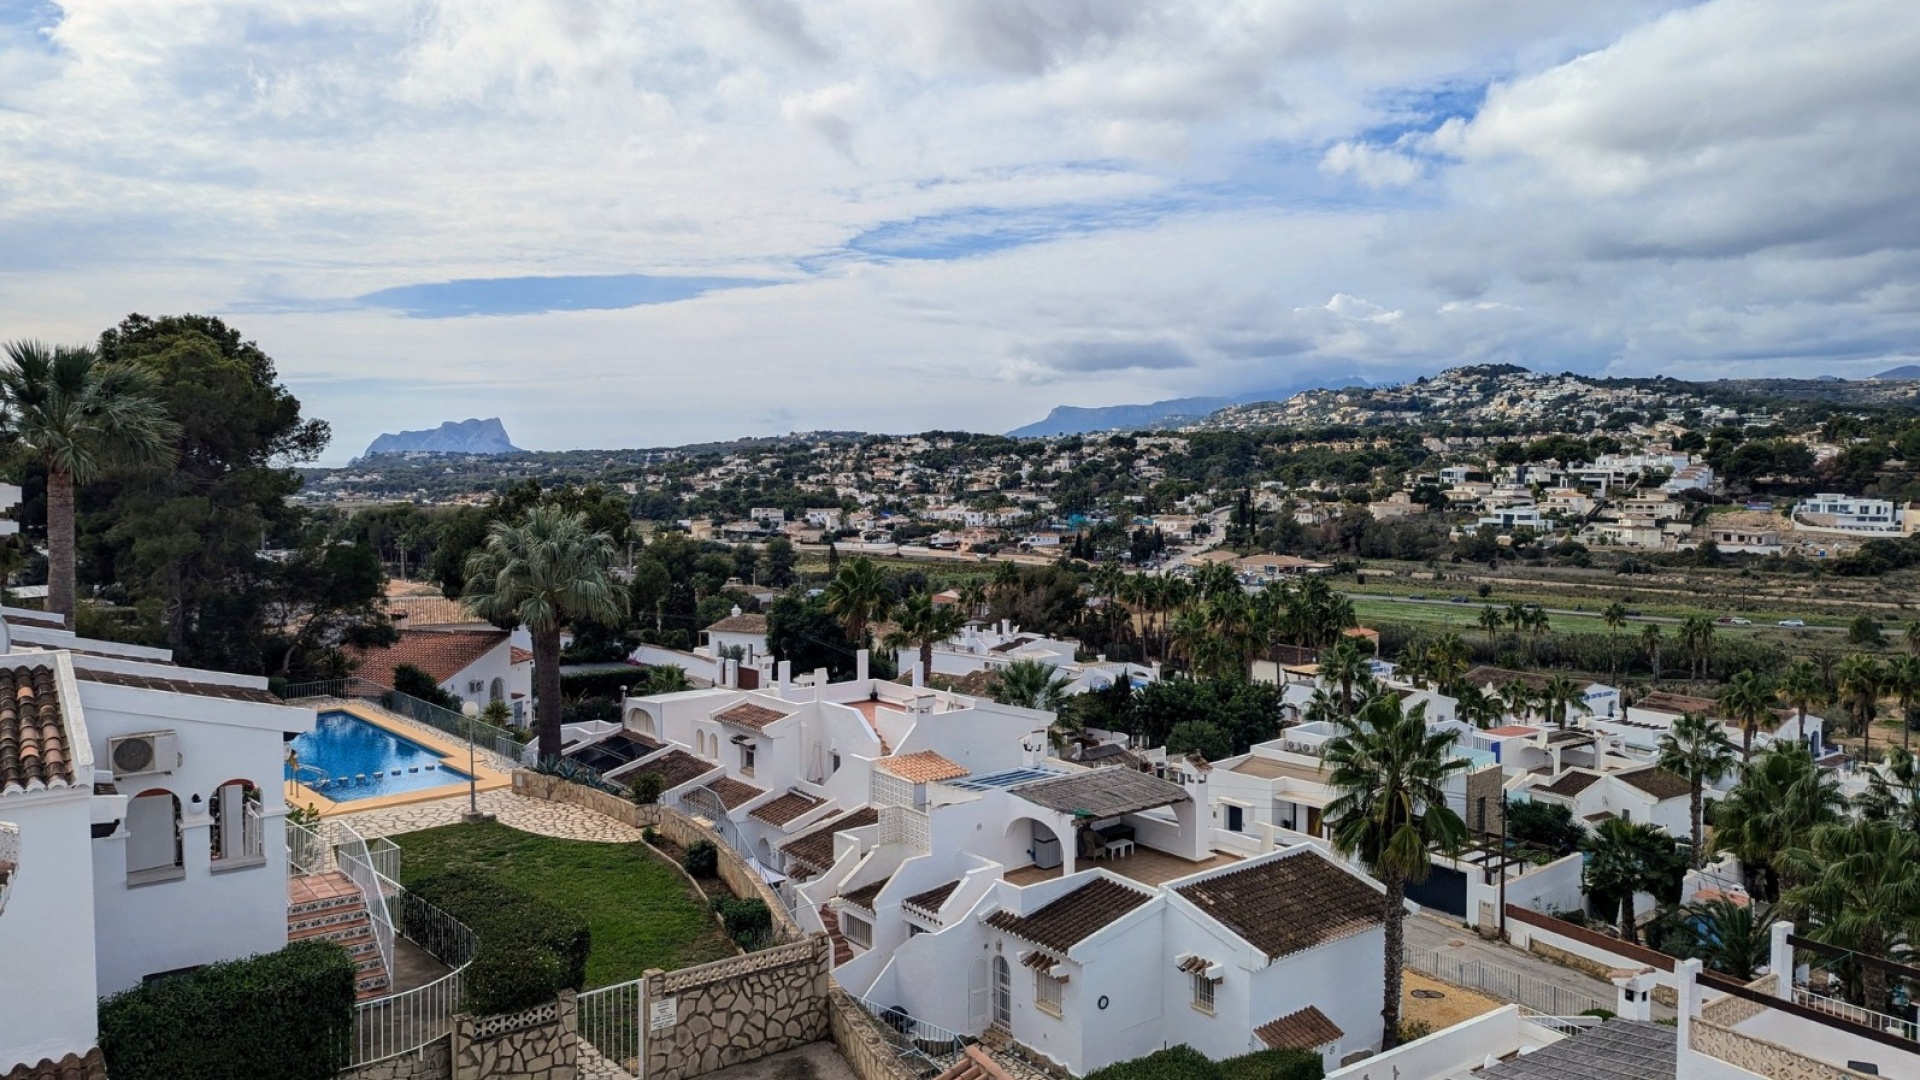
[285,700,516,817]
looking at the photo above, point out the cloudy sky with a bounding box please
[2,0,1916,460]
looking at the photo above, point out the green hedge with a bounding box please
[407,869,590,1015]
[713,897,772,946]
[1086,1046,1322,1080]
[98,939,355,1080]
[560,669,643,699]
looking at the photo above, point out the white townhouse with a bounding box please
[701,607,771,665]
[0,613,316,1078]
[1521,766,1696,838]
[347,626,531,720]
[898,623,1157,698]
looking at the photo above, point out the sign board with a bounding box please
[649,998,678,1031]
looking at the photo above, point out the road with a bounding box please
[1402,912,1675,1020]
[1342,591,1841,632]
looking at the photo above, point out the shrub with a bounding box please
[714,897,773,946]
[629,771,666,806]
[1219,1049,1323,1080]
[391,663,460,710]
[643,826,660,846]
[1395,1020,1434,1045]
[406,869,590,1015]
[98,939,354,1080]
[683,840,719,879]
[1084,1046,1219,1080]
[1580,1008,1617,1020]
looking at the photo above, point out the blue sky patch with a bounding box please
[351,273,773,318]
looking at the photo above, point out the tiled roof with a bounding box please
[73,667,278,704]
[1632,691,1719,717]
[714,701,788,731]
[1484,725,1540,737]
[348,628,508,687]
[1020,949,1061,971]
[984,877,1152,953]
[1478,1019,1675,1080]
[842,875,891,911]
[1537,770,1602,798]
[1,1049,108,1080]
[902,879,961,920]
[1464,666,1551,692]
[630,749,716,790]
[706,613,769,634]
[704,775,764,809]
[1618,767,1693,801]
[781,807,881,875]
[931,1046,1016,1080]
[878,750,970,784]
[0,665,73,793]
[750,790,826,826]
[1013,768,1188,817]
[1176,853,1383,960]
[1255,1006,1344,1051]
[510,647,533,665]
[386,594,479,627]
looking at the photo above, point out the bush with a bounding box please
[628,771,666,806]
[391,662,460,710]
[1580,1008,1617,1020]
[559,669,641,700]
[1395,1020,1434,1045]
[406,869,590,1016]
[683,840,719,879]
[1219,1049,1323,1080]
[1084,1045,1322,1080]
[643,826,660,846]
[714,897,772,946]
[1507,800,1586,857]
[99,939,355,1080]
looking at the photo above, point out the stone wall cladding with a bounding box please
[829,990,923,1080]
[512,770,801,941]
[342,1037,453,1080]
[452,991,581,1080]
[1700,975,1775,1027]
[642,934,833,1080]
[1690,1019,1875,1080]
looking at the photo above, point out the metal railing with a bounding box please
[1517,1008,1604,1037]
[335,821,396,980]
[1405,947,1610,1017]
[351,887,480,1065]
[576,978,644,1076]
[848,994,971,1076]
[1793,987,1920,1042]
[281,678,532,764]
[367,835,402,882]
[288,818,334,875]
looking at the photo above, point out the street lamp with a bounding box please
[461,702,493,825]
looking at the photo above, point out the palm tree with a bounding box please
[1478,605,1503,643]
[1720,671,1777,762]
[1782,820,1920,1011]
[1906,619,1920,659]
[1505,601,1529,634]
[1642,624,1664,682]
[1602,601,1629,676]
[958,581,988,622]
[463,506,625,761]
[1497,680,1537,725]
[1657,712,1738,867]
[1711,743,1848,902]
[993,658,1072,712]
[1427,632,1470,694]
[824,556,891,646]
[1323,695,1468,1048]
[1455,684,1503,730]
[0,340,179,623]
[1679,615,1715,681]
[1857,745,1920,834]
[1883,654,1920,751]
[1836,654,1885,763]
[1580,818,1687,944]
[1675,898,1778,980]
[1538,674,1588,730]
[1775,659,1829,749]
[1319,638,1374,720]
[883,591,965,687]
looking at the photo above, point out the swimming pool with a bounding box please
[286,710,472,803]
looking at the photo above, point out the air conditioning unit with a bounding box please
[109,731,181,777]
[468,680,485,694]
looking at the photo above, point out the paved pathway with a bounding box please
[336,789,646,844]
[1404,912,1674,1020]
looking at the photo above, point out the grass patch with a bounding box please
[393,821,736,987]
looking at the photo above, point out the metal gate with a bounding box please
[576,979,644,1079]
[1405,865,1468,918]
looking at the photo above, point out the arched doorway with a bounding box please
[991,955,1012,1029]
[490,678,505,703]
[967,957,991,1030]
[126,789,182,880]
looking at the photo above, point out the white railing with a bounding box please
[287,818,333,875]
[1517,1007,1604,1037]
[849,994,970,1074]
[1405,947,1610,1016]
[367,835,401,881]
[351,888,479,1065]
[1793,987,1920,1042]
[335,822,395,979]
[576,978,645,1075]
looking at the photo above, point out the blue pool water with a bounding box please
[286,710,472,802]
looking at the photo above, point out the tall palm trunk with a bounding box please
[921,641,935,687]
[1618,892,1638,944]
[1688,780,1705,869]
[46,465,76,625]
[534,627,565,762]
[1381,872,1407,1049]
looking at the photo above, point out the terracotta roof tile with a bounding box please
[1255,1006,1344,1051]
[750,790,827,826]
[902,879,961,920]
[73,667,278,704]
[877,750,970,784]
[385,594,479,628]
[714,701,788,731]
[630,749,717,790]
[984,877,1152,953]
[842,874,891,911]
[781,807,880,874]
[1,1048,108,1080]
[931,1046,1017,1080]
[1176,852,1383,960]
[0,665,74,794]
[1537,770,1602,798]
[706,613,769,634]
[705,775,765,810]
[510,647,533,665]
[347,628,509,687]
[1618,766,1693,801]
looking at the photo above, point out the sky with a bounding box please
[3,0,1918,462]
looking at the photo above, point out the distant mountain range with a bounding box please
[1872,365,1920,380]
[1007,379,1365,437]
[358,418,521,461]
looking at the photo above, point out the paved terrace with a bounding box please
[1004,846,1242,888]
[335,789,646,843]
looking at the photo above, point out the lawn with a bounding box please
[392,821,736,987]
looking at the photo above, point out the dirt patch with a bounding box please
[1401,970,1505,1031]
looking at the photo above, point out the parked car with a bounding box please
[1779,618,1806,627]
[1730,617,1752,626]
[1408,593,1427,600]
[1714,616,1735,625]
[1449,595,1469,603]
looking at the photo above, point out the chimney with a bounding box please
[856,648,870,684]
[1611,969,1658,1022]
[911,663,924,689]
[777,660,792,694]
[814,668,828,701]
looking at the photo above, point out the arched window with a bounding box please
[127,789,183,883]
[627,708,657,739]
[0,820,18,916]
[490,678,505,703]
[209,779,263,865]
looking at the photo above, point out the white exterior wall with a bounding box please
[82,684,309,993]
[441,639,514,708]
[0,787,98,1072]
[1063,910,1169,1074]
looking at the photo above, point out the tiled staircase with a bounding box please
[289,871,391,1001]
[820,905,853,967]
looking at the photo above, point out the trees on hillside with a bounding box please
[1581,819,1687,945]
[1782,820,1920,1011]
[1720,670,1776,761]
[884,591,964,686]
[1657,712,1738,868]
[823,556,891,646]
[1711,744,1848,902]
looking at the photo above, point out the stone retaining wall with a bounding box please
[452,991,580,1080]
[828,990,922,1080]
[342,1037,453,1080]
[642,935,833,1080]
